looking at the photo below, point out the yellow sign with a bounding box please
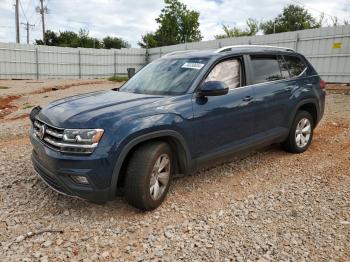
[333,42,342,49]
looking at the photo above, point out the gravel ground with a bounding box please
[0,81,349,261]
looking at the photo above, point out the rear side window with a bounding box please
[278,57,290,79]
[284,56,307,77]
[250,55,284,84]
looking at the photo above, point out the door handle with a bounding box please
[242,96,253,102]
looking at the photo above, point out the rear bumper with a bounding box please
[317,90,326,125]
[30,130,114,203]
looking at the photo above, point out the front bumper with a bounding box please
[30,131,113,203]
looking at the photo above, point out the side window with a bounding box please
[284,56,307,77]
[250,55,283,84]
[205,59,241,89]
[278,56,290,79]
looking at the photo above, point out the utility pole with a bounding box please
[21,22,35,44]
[36,0,48,44]
[14,0,20,43]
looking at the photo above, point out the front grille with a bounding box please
[33,119,98,154]
[34,119,64,151]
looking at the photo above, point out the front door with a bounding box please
[192,57,255,159]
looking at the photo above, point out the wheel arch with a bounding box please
[289,99,319,129]
[109,130,191,198]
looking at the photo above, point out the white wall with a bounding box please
[0,25,349,83]
[0,43,146,80]
[148,25,350,83]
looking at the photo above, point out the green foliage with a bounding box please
[138,0,203,48]
[215,18,260,39]
[102,36,131,49]
[138,33,159,48]
[58,31,81,48]
[35,29,129,49]
[260,5,322,34]
[0,86,9,89]
[108,76,129,82]
[78,29,102,49]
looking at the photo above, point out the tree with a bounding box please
[215,18,259,39]
[102,36,130,49]
[57,31,80,47]
[35,29,129,49]
[261,5,322,34]
[246,18,260,35]
[138,33,159,48]
[35,30,59,46]
[78,29,102,49]
[138,0,203,48]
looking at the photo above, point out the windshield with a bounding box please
[120,58,208,95]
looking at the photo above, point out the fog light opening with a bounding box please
[71,176,89,185]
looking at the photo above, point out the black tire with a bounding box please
[282,110,314,153]
[124,141,173,211]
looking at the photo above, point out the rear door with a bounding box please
[248,54,293,138]
[191,56,255,159]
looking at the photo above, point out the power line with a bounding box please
[32,15,41,27]
[24,0,34,16]
[27,0,37,21]
[288,0,348,23]
[19,0,28,22]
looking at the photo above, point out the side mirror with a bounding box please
[197,81,229,97]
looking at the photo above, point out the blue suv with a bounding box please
[30,45,326,210]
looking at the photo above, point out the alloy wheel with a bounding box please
[295,118,311,148]
[150,153,171,200]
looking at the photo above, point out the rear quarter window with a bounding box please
[284,56,307,77]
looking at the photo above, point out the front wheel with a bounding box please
[282,110,314,153]
[124,141,173,211]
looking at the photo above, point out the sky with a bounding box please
[0,0,349,47]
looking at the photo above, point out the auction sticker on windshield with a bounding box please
[181,62,205,70]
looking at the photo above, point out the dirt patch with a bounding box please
[0,83,349,261]
[327,84,350,95]
[0,80,120,121]
[0,82,100,120]
[0,95,20,119]
[29,80,107,95]
[9,113,28,121]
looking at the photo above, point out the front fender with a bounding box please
[108,114,193,198]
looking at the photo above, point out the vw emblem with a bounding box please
[39,124,46,139]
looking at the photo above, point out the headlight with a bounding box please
[63,129,104,144]
[33,118,105,154]
[60,129,104,154]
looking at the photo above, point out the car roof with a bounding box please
[160,45,298,60]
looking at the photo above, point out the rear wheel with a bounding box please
[282,110,314,153]
[124,141,173,211]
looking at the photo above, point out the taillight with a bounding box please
[320,79,326,90]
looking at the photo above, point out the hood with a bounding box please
[37,90,168,128]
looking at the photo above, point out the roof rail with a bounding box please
[162,50,198,57]
[214,45,295,53]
